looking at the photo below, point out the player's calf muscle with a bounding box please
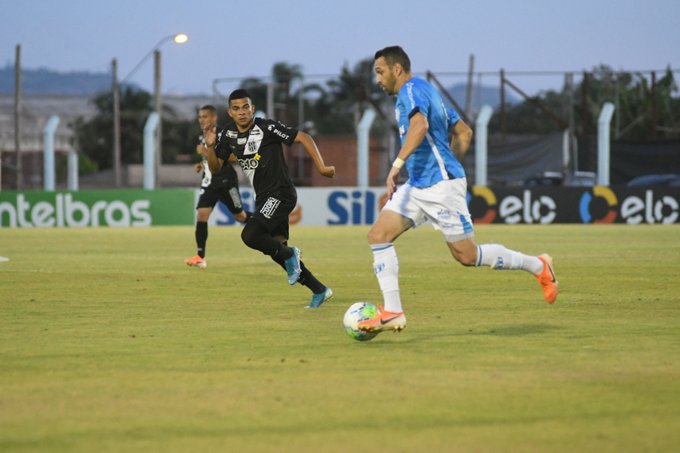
[448,240,477,266]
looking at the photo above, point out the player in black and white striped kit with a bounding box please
[203,90,335,308]
[185,105,250,269]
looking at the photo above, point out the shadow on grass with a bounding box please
[366,323,560,346]
[472,323,559,337]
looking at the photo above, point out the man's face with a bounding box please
[198,109,217,130]
[228,97,255,128]
[374,57,398,95]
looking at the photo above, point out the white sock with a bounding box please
[476,243,543,275]
[371,243,403,313]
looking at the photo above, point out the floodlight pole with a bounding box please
[154,49,162,188]
[112,58,122,187]
[114,33,188,189]
[14,44,22,189]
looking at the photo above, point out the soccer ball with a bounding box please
[343,302,380,341]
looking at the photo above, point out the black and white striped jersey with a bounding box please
[216,118,298,199]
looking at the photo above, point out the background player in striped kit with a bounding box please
[185,105,250,269]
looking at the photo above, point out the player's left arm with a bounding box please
[449,119,473,161]
[386,112,428,198]
[294,131,336,178]
[194,144,205,173]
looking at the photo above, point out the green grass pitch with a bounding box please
[1,225,679,452]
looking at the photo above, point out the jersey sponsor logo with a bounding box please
[243,125,264,155]
[239,157,259,170]
[436,209,452,220]
[259,197,281,219]
[246,140,259,154]
[267,123,290,141]
[237,137,247,145]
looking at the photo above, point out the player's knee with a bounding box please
[367,227,388,245]
[197,209,211,222]
[240,223,258,249]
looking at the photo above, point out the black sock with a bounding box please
[275,242,294,260]
[298,261,326,294]
[270,255,323,293]
[196,221,208,258]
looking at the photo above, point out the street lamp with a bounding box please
[112,33,188,187]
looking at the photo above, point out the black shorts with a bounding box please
[196,185,244,214]
[252,192,296,240]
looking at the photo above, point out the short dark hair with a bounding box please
[199,104,217,114]
[228,89,252,104]
[374,46,411,73]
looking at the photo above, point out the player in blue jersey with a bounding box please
[358,46,558,334]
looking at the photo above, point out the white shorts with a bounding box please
[383,178,474,242]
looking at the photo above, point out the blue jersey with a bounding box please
[395,77,466,188]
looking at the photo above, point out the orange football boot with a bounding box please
[184,255,207,269]
[536,254,558,303]
[357,306,407,333]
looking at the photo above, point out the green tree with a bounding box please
[73,87,153,169]
[73,87,193,169]
[496,65,680,140]
[490,89,569,135]
[236,59,390,135]
[239,76,268,114]
[578,65,680,140]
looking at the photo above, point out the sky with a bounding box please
[1,0,679,97]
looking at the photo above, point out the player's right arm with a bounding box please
[201,125,225,174]
[294,131,335,178]
[386,112,429,199]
